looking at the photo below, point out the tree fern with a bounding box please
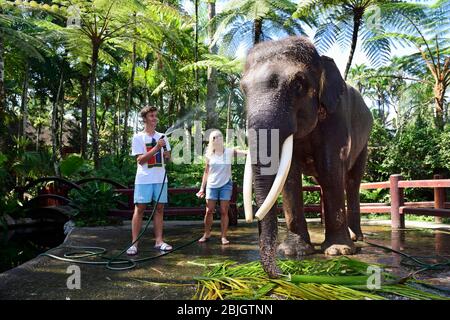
[296,1,428,79]
[210,0,308,57]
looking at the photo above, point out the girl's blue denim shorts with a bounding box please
[206,179,233,201]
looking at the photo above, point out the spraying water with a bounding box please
[164,109,199,136]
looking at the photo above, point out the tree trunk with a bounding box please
[434,80,445,131]
[159,91,164,114]
[52,72,64,176]
[168,94,175,126]
[20,63,30,138]
[344,13,362,80]
[113,88,120,155]
[79,75,89,159]
[194,0,199,107]
[144,57,151,105]
[99,98,110,133]
[226,81,234,145]
[206,0,218,130]
[254,18,263,44]
[59,83,65,157]
[36,124,41,152]
[89,42,100,168]
[36,97,44,152]
[0,33,5,120]
[122,40,137,154]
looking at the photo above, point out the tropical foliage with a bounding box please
[0,0,448,225]
[193,257,448,300]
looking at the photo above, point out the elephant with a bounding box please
[241,36,373,277]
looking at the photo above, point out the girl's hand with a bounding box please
[196,190,205,198]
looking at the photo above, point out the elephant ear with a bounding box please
[319,56,345,114]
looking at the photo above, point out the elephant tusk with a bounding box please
[243,149,254,223]
[255,135,293,221]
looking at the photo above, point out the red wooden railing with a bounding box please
[110,174,449,229]
[300,174,450,229]
[110,186,241,226]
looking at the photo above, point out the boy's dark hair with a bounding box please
[140,106,158,120]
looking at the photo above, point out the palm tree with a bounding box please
[121,12,137,154]
[295,0,426,80]
[371,0,449,130]
[211,0,309,56]
[181,53,244,141]
[205,0,218,130]
[348,62,409,127]
[53,0,147,168]
[0,2,46,147]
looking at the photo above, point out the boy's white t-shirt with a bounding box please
[131,131,171,185]
[206,148,234,188]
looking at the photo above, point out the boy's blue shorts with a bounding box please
[134,183,168,204]
[206,179,233,201]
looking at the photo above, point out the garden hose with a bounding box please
[41,164,202,271]
[363,239,450,276]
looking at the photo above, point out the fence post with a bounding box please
[434,174,445,224]
[390,174,405,229]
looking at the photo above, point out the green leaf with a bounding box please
[60,155,84,177]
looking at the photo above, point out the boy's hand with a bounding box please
[157,138,166,149]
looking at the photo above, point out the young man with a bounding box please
[127,106,172,255]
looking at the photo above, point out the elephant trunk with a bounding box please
[243,111,295,277]
[253,164,280,277]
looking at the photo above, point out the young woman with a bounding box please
[196,130,247,245]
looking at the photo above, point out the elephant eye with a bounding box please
[268,74,279,88]
[293,79,304,93]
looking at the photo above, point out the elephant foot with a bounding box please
[261,262,282,278]
[348,227,364,242]
[277,233,314,257]
[321,234,356,256]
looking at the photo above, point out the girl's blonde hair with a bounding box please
[206,130,224,157]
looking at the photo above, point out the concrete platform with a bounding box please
[0,219,449,300]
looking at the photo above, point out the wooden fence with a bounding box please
[18,174,450,229]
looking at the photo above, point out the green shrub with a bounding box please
[359,188,390,203]
[60,154,84,177]
[68,182,121,227]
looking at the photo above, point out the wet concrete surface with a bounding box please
[0,219,449,300]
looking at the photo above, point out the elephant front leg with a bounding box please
[316,152,356,256]
[320,182,356,255]
[346,146,368,241]
[278,159,314,257]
